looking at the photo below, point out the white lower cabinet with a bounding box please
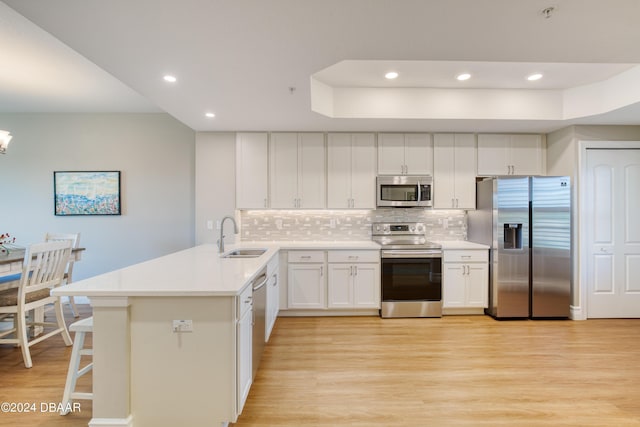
[236,285,253,413]
[327,251,380,309]
[442,249,489,312]
[287,251,326,309]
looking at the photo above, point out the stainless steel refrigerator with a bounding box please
[468,176,571,319]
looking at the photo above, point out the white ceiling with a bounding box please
[2,0,640,133]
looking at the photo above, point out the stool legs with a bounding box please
[60,326,93,415]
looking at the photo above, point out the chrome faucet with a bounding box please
[217,215,238,253]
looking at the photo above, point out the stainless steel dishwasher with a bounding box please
[251,269,268,379]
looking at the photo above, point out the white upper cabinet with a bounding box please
[378,133,433,175]
[433,134,477,209]
[236,132,269,209]
[477,134,544,176]
[327,133,376,209]
[270,132,326,209]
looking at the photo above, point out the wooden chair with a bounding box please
[44,232,81,318]
[60,316,93,415]
[0,240,74,368]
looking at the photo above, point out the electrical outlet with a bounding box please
[172,319,193,333]
[275,219,283,230]
[216,220,221,230]
[329,219,336,228]
[443,219,449,229]
[206,220,213,230]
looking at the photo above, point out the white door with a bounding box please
[236,132,268,209]
[269,133,299,208]
[297,133,326,208]
[586,149,640,318]
[404,133,433,175]
[433,134,456,208]
[477,134,510,176]
[327,133,352,209]
[352,263,380,308]
[453,134,477,209]
[288,264,326,309]
[327,264,352,308]
[510,134,543,176]
[377,133,406,175]
[350,133,376,208]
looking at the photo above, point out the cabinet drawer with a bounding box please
[327,250,380,263]
[443,250,488,263]
[237,285,253,317]
[288,251,325,263]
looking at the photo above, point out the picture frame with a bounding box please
[54,171,121,216]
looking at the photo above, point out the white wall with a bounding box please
[546,125,640,317]
[195,132,236,245]
[0,113,195,280]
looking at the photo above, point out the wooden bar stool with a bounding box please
[60,316,93,415]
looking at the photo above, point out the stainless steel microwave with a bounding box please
[376,176,433,207]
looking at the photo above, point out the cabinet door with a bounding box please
[350,133,377,208]
[433,134,456,208]
[270,133,299,208]
[236,133,268,209]
[327,264,352,308]
[327,133,352,209]
[453,134,477,209]
[477,134,510,176]
[466,263,489,307]
[404,133,433,175]
[266,270,279,341]
[510,134,543,175]
[377,133,406,175]
[237,307,252,413]
[298,133,326,208]
[352,263,380,308]
[442,263,466,308]
[288,264,326,309]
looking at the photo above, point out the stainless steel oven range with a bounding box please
[373,222,442,318]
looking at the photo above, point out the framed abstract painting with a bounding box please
[54,171,121,216]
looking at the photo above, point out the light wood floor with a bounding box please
[2,311,640,426]
[234,316,640,427]
[0,304,93,426]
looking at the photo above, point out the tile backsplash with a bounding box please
[240,209,467,241]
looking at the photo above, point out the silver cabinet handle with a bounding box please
[354,265,358,276]
[456,198,459,208]
[349,266,353,276]
[320,266,323,276]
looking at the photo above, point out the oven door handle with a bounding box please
[381,250,441,259]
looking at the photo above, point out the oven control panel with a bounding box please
[372,222,425,235]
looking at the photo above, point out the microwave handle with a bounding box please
[417,180,421,202]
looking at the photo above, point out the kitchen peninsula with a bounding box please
[53,241,379,427]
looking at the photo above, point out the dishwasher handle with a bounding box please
[252,273,268,291]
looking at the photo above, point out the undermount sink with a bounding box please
[222,248,267,258]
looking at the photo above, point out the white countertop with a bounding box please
[436,240,490,250]
[241,240,381,250]
[52,240,380,298]
[52,239,487,299]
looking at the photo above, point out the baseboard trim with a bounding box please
[570,305,586,320]
[279,309,379,317]
[89,415,133,427]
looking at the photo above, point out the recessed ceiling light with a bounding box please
[456,73,471,81]
[205,112,215,118]
[527,73,543,81]
[163,75,177,83]
[385,71,399,80]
